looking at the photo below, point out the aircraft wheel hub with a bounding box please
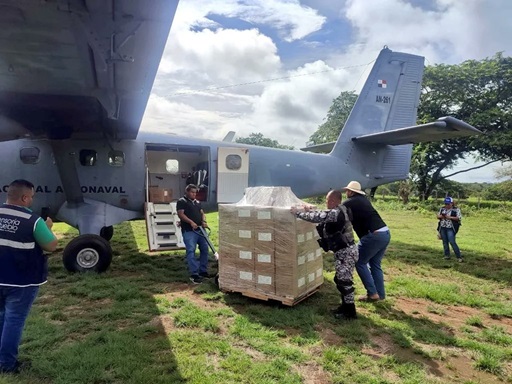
[76,248,100,268]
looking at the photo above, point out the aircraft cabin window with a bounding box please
[165,159,179,174]
[80,150,97,166]
[20,147,40,164]
[225,154,242,170]
[108,150,125,167]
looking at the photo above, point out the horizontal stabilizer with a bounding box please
[351,116,481,145]
[300,142,335,153]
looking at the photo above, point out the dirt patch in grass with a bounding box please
[293,360,332,384]
[362,333,503,383]
[394,297,512,334]
[316,326,343,346]
[160,282,224,309]
[365,297,510,383]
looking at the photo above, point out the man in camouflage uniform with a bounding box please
[292,190,359,320]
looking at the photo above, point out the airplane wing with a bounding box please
[351,116,482,146]
[0,0,179,141]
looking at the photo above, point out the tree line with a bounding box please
[236,52,512,201]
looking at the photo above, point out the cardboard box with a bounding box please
[149,187,173,203]
[218,197,323,305]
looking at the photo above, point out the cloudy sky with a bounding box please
[140,0,512,183]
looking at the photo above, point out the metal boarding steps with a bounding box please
[146,202,185,251]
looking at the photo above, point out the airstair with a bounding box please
[145,202,185,251]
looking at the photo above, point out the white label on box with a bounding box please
[297,234,305,243]
[298,256,306,265]
[239,230,252,239]
[298,277,305,287]
[306,232,313,240]
[258,232,272,241]
[239,251,252,260]
[316,248,322,258]
[239,271,253,280]
[257,211,271,220]
[257,275,272,285]
[164,190,169,196]
[257,253,271,263]
[308,273,315,283]
[238,209,251,217]
[307,252,315,262]
[316,268,323,278]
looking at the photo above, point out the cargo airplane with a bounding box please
[0,0,480,272]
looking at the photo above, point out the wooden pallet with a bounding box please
[221,284,321,306]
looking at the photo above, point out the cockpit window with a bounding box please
[108,150,125,167]
[80,150,97,166]
[20,147,40,164]
[225,154,242,170]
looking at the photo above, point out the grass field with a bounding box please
[1,202,511,384]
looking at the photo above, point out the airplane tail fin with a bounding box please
[329,47,425,183]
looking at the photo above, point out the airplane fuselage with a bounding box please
[0,132,357,227]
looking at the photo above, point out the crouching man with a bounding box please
[291,190,359,320]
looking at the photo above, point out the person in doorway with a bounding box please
[0,179,58,374]
[177,184,210,284]
[342,181,390,302]
[437,197,462,262]
[292,190,359,320]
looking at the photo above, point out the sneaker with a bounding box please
[457,258,464,263]
[444,256,451,260]
[199,272,214,279]
[189,275,203,284]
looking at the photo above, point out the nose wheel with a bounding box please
[63,234,112,272]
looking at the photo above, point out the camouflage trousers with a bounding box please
[333,244,359,304]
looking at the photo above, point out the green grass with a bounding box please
[2,202,512,383]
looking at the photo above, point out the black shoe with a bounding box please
[334,312,358,320]
[189,275,203,284]
[199,272,214,279]
[330,305,344,315]
[333,303,357,320]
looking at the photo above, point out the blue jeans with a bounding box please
[355,230,390,299]
[182,230,209,276]
[0,286,39,371]
[439,227,461,258]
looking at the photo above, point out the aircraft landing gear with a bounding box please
[100,225,114,241]
[63,234,112,273]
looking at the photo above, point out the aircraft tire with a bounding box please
[100,225,114,241]
[63,234,112,273]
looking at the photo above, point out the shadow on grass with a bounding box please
[12,221,188,384]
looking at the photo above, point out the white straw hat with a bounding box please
[342,181,366,195]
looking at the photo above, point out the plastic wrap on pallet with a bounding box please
[218,187,324,305]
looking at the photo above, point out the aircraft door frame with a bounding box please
[217,147,249,203]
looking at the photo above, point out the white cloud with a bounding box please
[343,0,512,64]
[140,0,512,171]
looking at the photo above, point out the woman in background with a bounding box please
[437,197,462,262]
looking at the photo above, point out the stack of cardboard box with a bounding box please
[218,187,324,305]
[148,186,173,203]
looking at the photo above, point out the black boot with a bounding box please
[333,303,357,320]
